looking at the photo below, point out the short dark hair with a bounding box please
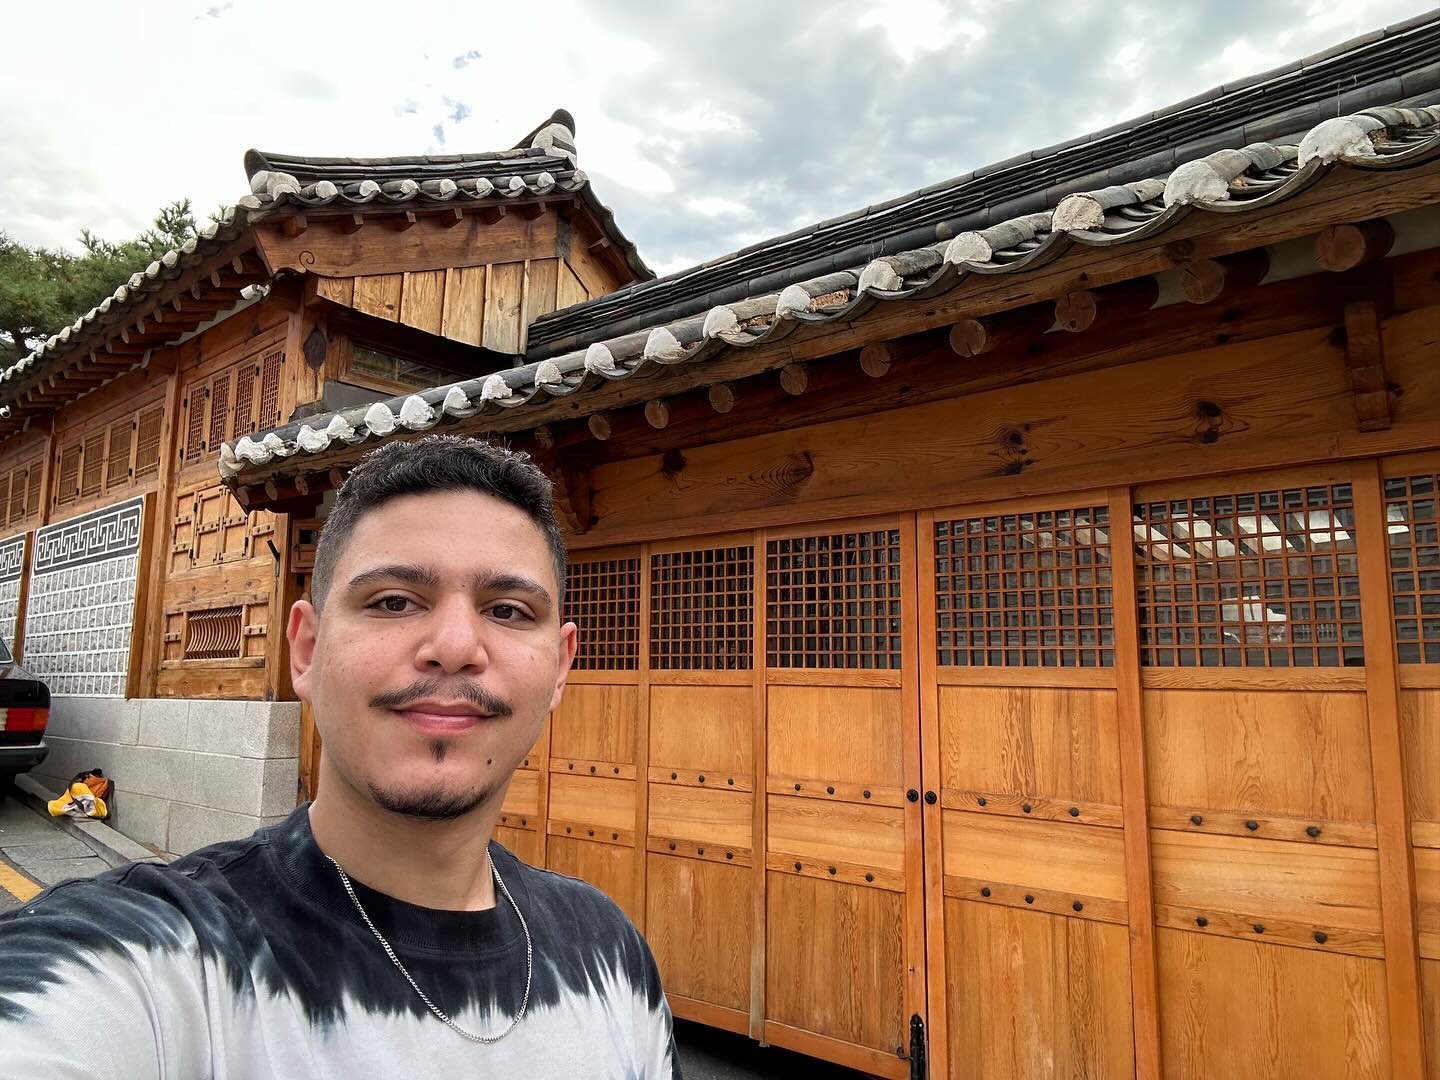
[310,436,567,614]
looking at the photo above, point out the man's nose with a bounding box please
[416,598,489,674]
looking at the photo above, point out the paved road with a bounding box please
[0,790,870,1076]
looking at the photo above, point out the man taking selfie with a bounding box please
[0,436,681,1078]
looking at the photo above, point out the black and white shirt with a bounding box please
[0,805,680,1078]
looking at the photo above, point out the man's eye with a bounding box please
[491,603,531,622]
[372,595,414,614]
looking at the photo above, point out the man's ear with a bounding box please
[548,621,578,714]
[288,599,319,703]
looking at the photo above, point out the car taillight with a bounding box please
[0,707,47,732]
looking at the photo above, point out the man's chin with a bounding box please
[366,781,496,822]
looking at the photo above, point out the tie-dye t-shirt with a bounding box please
[0,805,681,1078]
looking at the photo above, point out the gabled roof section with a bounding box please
[525,10,1440,359]
[219,99,1440,484]
[0,110,648,422]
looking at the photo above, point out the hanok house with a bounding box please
[7,11,1440,1078]
[0,110,645,854]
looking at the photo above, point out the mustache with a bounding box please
[370,676,514,717]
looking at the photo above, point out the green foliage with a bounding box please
[0,198,202,368]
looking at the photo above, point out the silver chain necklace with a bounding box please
[326,853,533,1043]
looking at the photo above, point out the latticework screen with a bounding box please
[935,505,1114,668]
[185,605,243,660]
[1134,483,1363,667]
[650,545,754,670]
[766,529,903,669]
[565,556,641,670]
[1385,471,1439,664]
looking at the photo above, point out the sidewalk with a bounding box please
[0,794,108,912]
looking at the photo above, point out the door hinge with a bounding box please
[908,1013,927,1080]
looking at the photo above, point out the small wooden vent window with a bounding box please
[105,417,132,489]
[1385,471,1439,664]
[935,505,1113,668]
[650,545,754,670]
[55,444,82,507]
[184,605,244,660]
[766,529,903,670]
[565,557,641,670]
[180,346,285,465]
[1,459,41,527]
[133,406,163,481]
[1134,483,1363,668]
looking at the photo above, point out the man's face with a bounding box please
[287,490,576,821]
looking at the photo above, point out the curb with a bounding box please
[11,775,162,869]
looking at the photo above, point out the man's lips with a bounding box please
[391,701,495,734]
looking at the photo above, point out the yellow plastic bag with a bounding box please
[47,770,111,820]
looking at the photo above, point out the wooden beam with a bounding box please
[479,205,507,225]
[948,304,1053,357]
[1342,299,1393,431]
[779,363,808,396]
[279,213,308,239]
[1315,219,1395,272]
[643,400,670,429]
[518,202,547,221]
[1054,277,1160,333]
[708,383,737,414]
[587,413,612,441]
[387,211,418,232]
[338,212,365,235]
[439,207,465,229]
[1179,248,1270,305]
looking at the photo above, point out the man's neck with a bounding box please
[307,766,499,912]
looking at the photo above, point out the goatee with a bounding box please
[368,780,497,822]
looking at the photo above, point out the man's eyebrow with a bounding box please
[472,570,553,608]
[345,564,442,595]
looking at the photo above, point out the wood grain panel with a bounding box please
[650,685,751,775]
[941,810,1127,903]
[1156,928,1390,1079]
[498,768,539,821]
[938,685,1121,806]
[546,834,640,926]
[399,269,445,335]
[767,685,903,789]
[1419,846,1440,960]
[1424,958,1440,1080]
[648,784,751,852]
[494,825,542,866]
[441,266,485,346]
[550,683,636,765]
[646,853,752,1012]
[1151,829,1383,938]
[547,773,635,834]
[767,794,904,876]
[524,258,559,325]
[945,898,1133,1080]
[1145,689,1376,824]
[765,871,905,1053]
[1404,690,1440,837]
[483,261,525,354]
[352,274,402,321]
[557,261,587,309]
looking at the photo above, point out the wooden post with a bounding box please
[633,542,652,936]
[1351,459,1427,1080]
[1342,300,1393,431]
[1106,488,1163,1080]
[749,527,769,1041]
[138,359,184,699]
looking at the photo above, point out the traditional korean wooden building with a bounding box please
[9,14,1440,1077]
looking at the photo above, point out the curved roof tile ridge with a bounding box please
[219,100,1440,483]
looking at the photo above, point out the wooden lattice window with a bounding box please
[184,605,243,660]
[1134,483,1363,667]
[0,475,10,527]
[766,529,903,669]
[565,556,641,670]
[106,416,132,489]
[259,348,284,429]
[24,464,39,520]
[207,371,231,451]
[55,444,81,506]
[1385,471,1439,664]
[935,505,1114,668]
[650,545,754,669]
[80,432,105,499]
[183,379,207,461]
[233,363,256,437]
[134,405,163,480]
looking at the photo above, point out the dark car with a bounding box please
[0,639,49,778]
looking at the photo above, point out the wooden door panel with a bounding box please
[192,487,227,566]
[1403,690,1440,842]
[1151,829,1383,955]
[498,768,539,828]
[1423,959,1440,1080]
[1418,847,1439,961]
[945,899,1133,1080]
[495,826,543,866]
[766,685,904,791]
[648,784,750,857]
[765,872,905,1054]
[650,685,751,776]
[1145,688,1375,826]
[938,685,1122,807]
[767,795,905,886]
[547,773,635,841]
[1157,929,1390,1079]
[646,854,751,1012]
[546,835,640,927]
[550,683,637,765]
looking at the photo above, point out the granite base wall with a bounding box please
[32,697,300,857]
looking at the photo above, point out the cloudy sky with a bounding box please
[2,0,1433,276]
